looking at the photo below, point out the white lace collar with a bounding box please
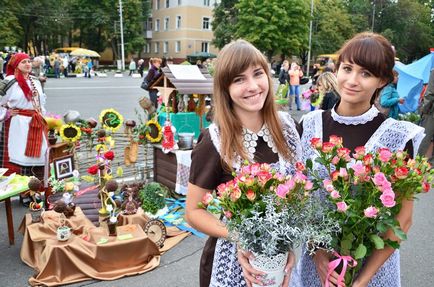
[331,105,379,125]
[242,125,277,161]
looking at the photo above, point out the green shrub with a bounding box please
[139,182,167,214]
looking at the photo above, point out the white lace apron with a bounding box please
[208,111,302,287]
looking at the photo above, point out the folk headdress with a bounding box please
[6,52,32,101]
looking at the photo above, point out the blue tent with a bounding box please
[394,51,434,113]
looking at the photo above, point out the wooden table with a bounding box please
[0,175,30,245]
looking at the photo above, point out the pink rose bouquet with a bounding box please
[200,162,323,257]
[306,136,433,285]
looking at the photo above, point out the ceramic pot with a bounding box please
[178,133,194,150]
[30,208,44,223]
[57,226,71,241]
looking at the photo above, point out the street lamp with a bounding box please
[306,0,314,77]
[119,0,125,70]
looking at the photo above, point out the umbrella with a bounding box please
[186,51,217,58]
[70,48,101,58]
[394,51,434,113]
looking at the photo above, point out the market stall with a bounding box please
[149,65,213,194]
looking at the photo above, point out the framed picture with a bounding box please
[53,155,75,180]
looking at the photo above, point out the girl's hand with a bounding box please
[281,251,296,287]
[237,249,265,287]
[312,250,345,287]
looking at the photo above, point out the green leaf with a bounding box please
[354,243,367,259]
[340,239,352,254]
[369,234,385,249]
[392,226,408,241]
[376,222,388,233]
[306,159,313,170]
[384,239,400,249]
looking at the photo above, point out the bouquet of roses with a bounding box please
[200,162,339,286]
[306,135,433,285]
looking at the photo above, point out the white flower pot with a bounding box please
[249,252,288,287]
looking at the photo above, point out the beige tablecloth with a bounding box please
[19,207,163,286]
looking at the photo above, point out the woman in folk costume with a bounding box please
[0,53,48,186]
[185,39,302,287]
[290,32,425,287]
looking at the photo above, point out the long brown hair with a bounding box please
[336,32,395,104]
[213,39,293,169]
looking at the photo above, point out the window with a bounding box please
[163,41,169,54]
[201,42,209,53]
[202,17,210,30]
[175,41,181,53]
[176,16,181,29]
[155,19,160,31]
[145,18,153,30]
[164,17,169,31]
[154,42,159,53]
[165,0,169,8]
[145,43,151,53]
[204,0,210,6]
[156,0,160,9]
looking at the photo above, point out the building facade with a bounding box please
[143,0,219,63]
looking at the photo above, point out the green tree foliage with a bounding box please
[234,0,310,60]
[2,0,150,58]
[311,0,355,56]
[212,0,238,49]
[375,0,433,62]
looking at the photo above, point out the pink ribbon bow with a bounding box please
[324,251,358,287]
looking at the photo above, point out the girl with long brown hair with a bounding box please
[186,39,302,287]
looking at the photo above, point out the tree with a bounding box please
[0,2,22,50]
[234,0,310,60]
[212,0,238,49]
[376,0,433,62]
[311,0,355,56]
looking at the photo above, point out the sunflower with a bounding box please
[95,144,108,153]
[59,124,81,143]
[145,119,163,143]
[99,109,124,132]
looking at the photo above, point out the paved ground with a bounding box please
[0,74,433,286]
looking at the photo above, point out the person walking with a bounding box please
[144,58,162,108]
[291,32,424,287]
[418,68,434,160]
[53,58,60,78]
[0,53,48,205]
[137,59,145,77]
[288,62,303,111]
[128,59,136,76]
[0,53,4,80]
[185,39,301,287]
[87,60,93,78]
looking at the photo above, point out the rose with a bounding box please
[104,150,115,160]
[422,182,430,193]
[339,168,348,179]
[364,206,379,218]
[351,162,367,178]
[322,142,335,153]
[304,181,314,190]
[257,171,273,185]
[372,172,389,187]
[330,190,340,199]
[87,165,99,175]
[331,156,340,165]
[394,167,409,179]
[336,201,348,212]
[329,135,343,147]
[202,192,214,206]
[353,146,366,159]
[224,211,233,219]
[246,189,256,201]
[331,170,340,181]
[250,163,261,176]
[378,148,393,162]
[294,171,307,183]
[310,137,323,150]
[230,187,242,202]
[363,154,374,165]
[337,147,351,161]
[276,183,290,198]
[380,191,396,208]
[295,162,306,172]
